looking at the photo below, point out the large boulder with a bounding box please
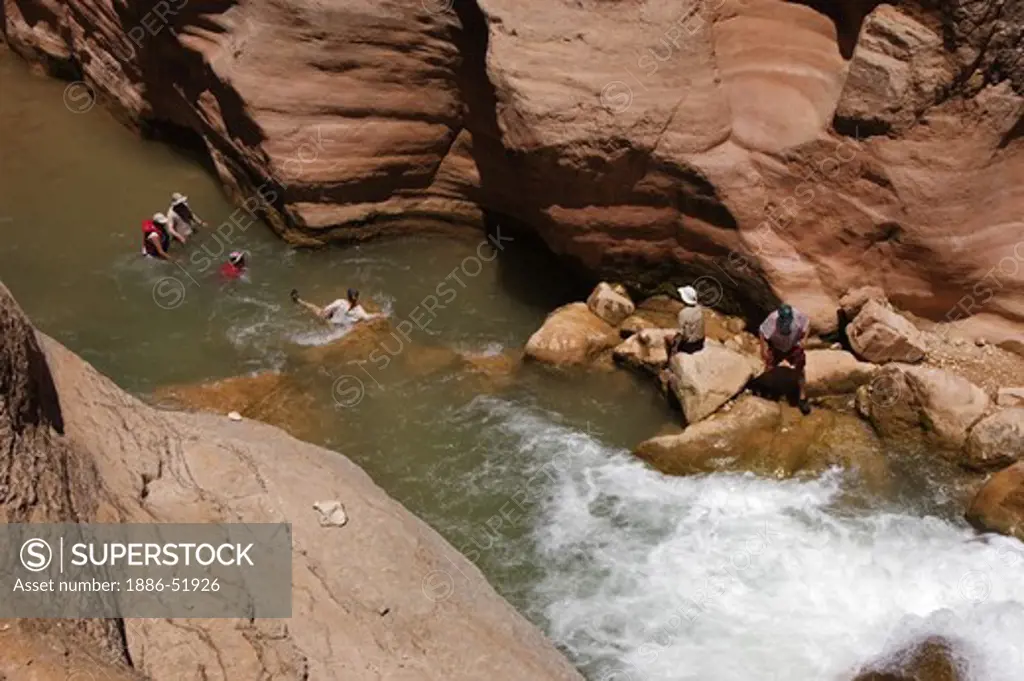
[848,301,928,364]
[850,637,964,681]
[963,408,1024,471]
[839,285,889,321]
[857,364,990,449]
[586,282,635,326]
[667,341,756,423]
[805,349,878,397]
[525,302,619,367]
[635,396,781,475]
[966,462,1024,543]
[612,328,676,376]
[634,396,889,486]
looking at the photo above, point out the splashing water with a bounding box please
[462,397,1024,681]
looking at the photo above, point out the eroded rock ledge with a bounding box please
[0,280,582,680]
[4,0,1024,339]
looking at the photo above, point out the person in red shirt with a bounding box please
[220,251,247,279]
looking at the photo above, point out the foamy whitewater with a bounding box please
[464,397,1024,681]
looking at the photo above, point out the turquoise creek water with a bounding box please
[2,51,1023,681]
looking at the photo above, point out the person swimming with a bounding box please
[220,251,247,279]
[291,287,372,326]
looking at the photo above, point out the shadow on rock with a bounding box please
[748,365,802,405]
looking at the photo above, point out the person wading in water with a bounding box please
[758,303,812,415]
[167,191,207,243]
[142,213,173,260]
[291,288,373,326]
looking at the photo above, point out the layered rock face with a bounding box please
[4,0,1024,336]
[0,281,583,680]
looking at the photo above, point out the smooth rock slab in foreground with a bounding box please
[0,281,583,681]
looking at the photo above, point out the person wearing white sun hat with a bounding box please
[166,191,207,243]
[663,284,706,362]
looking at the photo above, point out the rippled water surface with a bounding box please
[2,51,1022,681]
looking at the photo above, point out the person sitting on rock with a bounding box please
[167,191,207,243]
[664,285,706,362]
[759,303,811,414]
[291,287,372,326]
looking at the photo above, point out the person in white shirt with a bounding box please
[166,191,207,243]
[291,288,372,326]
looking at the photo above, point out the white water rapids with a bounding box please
[462,397,1024,681]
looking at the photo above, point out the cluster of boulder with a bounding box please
[524,283,1024,543]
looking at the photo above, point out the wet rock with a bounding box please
[586,282,635,326]
[967,462,1024,542]
[848,301,928,364]
[850,637,964,681]
[153,372,321,441]
[997,387,1024,407]
[840,285,889,321]
[667,341,756,424]
[457,349,522,393]
[635,396,889,485]
[963,408,1024,472]
[525,302,619,367]
[296,316,399,367]
[805,350,878,398]
[857,364,990,449]
[635,396,781,475]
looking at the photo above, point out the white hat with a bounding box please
[152,212,168,224]
[678,286,699,306]
[229,250,245,265]
[171,192,188,205]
